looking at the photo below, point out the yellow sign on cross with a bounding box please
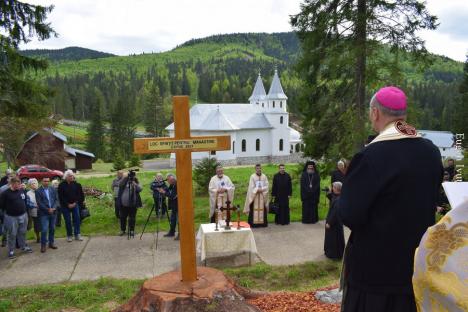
[134,96,231,282]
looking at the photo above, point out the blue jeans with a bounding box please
[169,207,178,234]
[61,205,80,237]
[40,213,57,245]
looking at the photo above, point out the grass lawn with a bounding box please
[0,260,341,312]
[31,164,331,239]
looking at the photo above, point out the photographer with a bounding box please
[163,174,178,240]
[117,171,142,237]
[150,173,168,217]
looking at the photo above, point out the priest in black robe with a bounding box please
[271,164,292,225]
[324,182,345,260]
[338,86,443,312]
[300,161,320,224]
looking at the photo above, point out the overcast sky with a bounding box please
[22,0,468,62]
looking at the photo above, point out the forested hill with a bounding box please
[20,46,115,62]
[33,32,463,149]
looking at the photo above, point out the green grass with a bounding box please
[55,124,88,143]
[0,260,341,312]
[224,260,341,292]
[0,277,143,312]
[28,164,331,238]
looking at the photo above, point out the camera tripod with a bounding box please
[140,195,170,250]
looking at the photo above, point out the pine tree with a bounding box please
[86,88,106,160]
[291,0,438,159]
[0,0,56,166]
[141,81,166,137]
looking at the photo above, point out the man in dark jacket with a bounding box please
[338,86,443,312]
[0,177,33,259]
[36,177,59,252]
[324,182,345,260]
[58,170,85,242]
[163,174,178,240]
[117,171,142,238]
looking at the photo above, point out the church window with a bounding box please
[280,116,283,124]
[210,151,216,155]
[280,101,283,108]
[300,144,305,152]
[295,144,300,153]
[233,141,235,154]
[273,101,275,108]
[262,103,264,107]
[256,139,260,151]
[242,139,246,152]
[279,139,284,151]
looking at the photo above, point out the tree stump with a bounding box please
[114,267,260,312]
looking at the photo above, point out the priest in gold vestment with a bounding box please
[243,164,269,228]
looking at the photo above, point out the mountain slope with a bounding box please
[20,46,115,62]
[30,32,464,136]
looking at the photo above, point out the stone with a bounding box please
[314,288,342,304]
[114,267,260,312]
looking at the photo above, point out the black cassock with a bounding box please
[324,193,345,259]
[338,137,443,312]
[300,171,320,224]
[271,172,292,225]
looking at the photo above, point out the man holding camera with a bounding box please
[150,173,168,218]
[117,171,142,238]
[163,174,178,240]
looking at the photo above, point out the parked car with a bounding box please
[17,165,63,183]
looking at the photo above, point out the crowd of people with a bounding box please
[0,85,463,311]
[0,170,85,259]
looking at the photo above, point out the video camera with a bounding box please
[128,169,139,181]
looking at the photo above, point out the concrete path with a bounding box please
[0,222,349,288]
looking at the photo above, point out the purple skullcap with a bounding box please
[375,86,407,110]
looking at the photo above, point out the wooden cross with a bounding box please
[134,96,231,282]
[219,197,237,230]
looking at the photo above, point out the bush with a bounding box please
[113,154,126,171]
[193,157,220,194]
[129,154,141,167]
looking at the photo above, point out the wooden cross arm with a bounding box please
[134,135,231,154]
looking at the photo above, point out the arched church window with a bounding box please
[280,116,283,124]
[233,141,235,154]
[242,139,246,152]
[256,139,260,151]
[273,101,275,108]
[279,139,284,151]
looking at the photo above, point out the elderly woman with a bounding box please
[58,170,85,242]
[26,178,41,243]
[331,160,346,185]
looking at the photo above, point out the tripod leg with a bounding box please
[140,204,155,240]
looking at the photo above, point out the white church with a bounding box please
[166,70,303,166]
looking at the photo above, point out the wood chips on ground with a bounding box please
[248,287,340,312]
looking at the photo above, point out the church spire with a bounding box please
[249,72,267,102]
[267,69,288,100]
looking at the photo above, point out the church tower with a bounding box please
[249,73,267,108]
[267,68,288,112]
[264,69,289,156]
